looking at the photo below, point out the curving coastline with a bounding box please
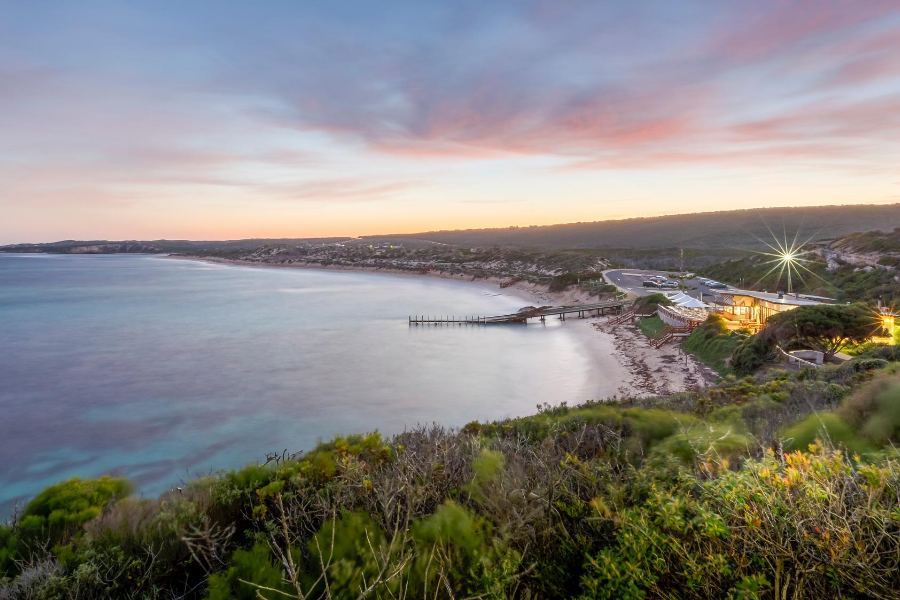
[165,254,715,398]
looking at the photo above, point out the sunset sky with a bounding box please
[2,1,900,244]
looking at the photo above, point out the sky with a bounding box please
[2,1,900,244]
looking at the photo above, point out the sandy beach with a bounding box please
[534,313,716,400]
[165,255,597,306]
[167,255,714,399]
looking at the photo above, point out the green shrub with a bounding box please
[0,524,19,577]
[653,422,752,465]
[633,293,672,314]
[301,511,391,599]
[781,413,873,455]
[409,502,521,598]
[731,335,775,375]
[862,344,900,361]
[549,272,580,292]
[840,357,889,374]
[682,316,741,375]
[582,447,900,599]
[19,476,130,548]
[838,374,900,445]
[205,542,291,600]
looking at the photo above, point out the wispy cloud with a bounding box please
[1,1,899,240]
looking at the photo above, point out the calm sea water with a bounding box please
[0,254,596,508]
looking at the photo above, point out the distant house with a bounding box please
[710,290,828,329]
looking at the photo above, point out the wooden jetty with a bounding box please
[409,299,627,325]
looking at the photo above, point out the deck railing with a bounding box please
[658,304,705,329]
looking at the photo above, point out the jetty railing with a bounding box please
[409,299,627,325]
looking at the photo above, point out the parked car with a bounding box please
[660,281,678,288]
[642,280,661,288]
[706,281,728,289]
[697,278,711,285]
[650,275,668,282]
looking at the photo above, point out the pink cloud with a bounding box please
[734,95,900,142]
[707,0,899,62]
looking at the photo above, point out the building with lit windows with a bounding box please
[710,290,828,329]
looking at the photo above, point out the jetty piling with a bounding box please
[408,299,626,326]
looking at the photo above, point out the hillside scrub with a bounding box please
[632,293,672,314]
[731,333,777,375]
[681,315,742,375]
[4,365,900,598]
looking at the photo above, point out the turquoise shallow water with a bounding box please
[0,254,595,508]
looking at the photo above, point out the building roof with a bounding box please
[719,290,824,307]
[665,292,692,303]
[677,297,709,309]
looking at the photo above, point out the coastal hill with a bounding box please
[369,203,900,250]
[4,204,900,254]
[0,237,352,255]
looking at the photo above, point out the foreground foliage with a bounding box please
[4,361,900,598]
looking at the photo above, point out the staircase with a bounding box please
[650,325,691,349]
[605,309,635,327]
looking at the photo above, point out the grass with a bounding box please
[637,315,666,339]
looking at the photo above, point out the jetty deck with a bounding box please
[409,299,627,325]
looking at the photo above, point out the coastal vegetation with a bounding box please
[632,293,672,315]
[764,304,874,359]
[726,304,877,376]
[4,353,900,598]
[680,315,743,375]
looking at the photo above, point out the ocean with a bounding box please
[0,254,599,508]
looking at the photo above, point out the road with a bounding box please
[603,268,733,300]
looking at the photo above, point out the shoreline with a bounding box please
[167,254,715,398]
[164,254,599,306]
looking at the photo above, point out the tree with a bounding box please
[766,304,875,359]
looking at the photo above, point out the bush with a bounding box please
[838,374,900,445]
[731,334,775,375]
[0,525,19,577]
[862,345,900,362]
[652,421,752,465]
[581,447,900,599]
[682,315,741,374]
[549,272,580,292]
[19,477,130,550]
[205,543,290,600]
[840,357,889,374]
[409,502,521,598]
[633,293,672,314]
[781,413,873,455]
